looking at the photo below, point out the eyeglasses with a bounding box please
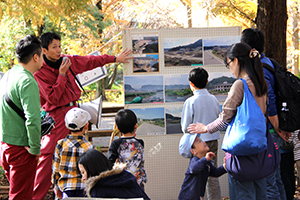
[225,60,232,69]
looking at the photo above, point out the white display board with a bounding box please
[122,27,241,135]
[120,27,242,199]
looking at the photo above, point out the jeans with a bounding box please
[228,175,267,200]
[266,166,286,200]
[266,130,286,200]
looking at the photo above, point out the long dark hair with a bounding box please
[77,149,112,178]
[224,43,268,97]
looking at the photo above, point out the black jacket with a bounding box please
[85,163,150,199]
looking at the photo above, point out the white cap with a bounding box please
[65,108,91,131]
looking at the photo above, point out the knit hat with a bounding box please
[179,133,198,158]
[65,107,91,131]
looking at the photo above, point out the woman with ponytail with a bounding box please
[188,43,269,199]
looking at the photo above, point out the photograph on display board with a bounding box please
[124,75,164,104]
[132,34,159,54]
[164,74,192,103]
[207,71,236,102]
[163,37,203,67]
[203,36,240,66]
[166,106,183,134]
[133,54,159,73]
[131,107,165,135]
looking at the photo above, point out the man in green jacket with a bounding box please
[0,35,43,199]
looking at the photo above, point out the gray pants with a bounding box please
[205,140,222,200]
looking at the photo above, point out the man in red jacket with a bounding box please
[33,32,133,200]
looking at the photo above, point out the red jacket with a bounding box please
[34,54,115,112]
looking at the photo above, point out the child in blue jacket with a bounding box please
[178,133,227,200]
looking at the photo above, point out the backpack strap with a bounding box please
[262,62,275,74]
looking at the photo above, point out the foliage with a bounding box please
[201,0,257,29]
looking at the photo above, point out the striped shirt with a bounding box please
[52,134,94,191]
[207,77,267,133]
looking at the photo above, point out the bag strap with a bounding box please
[69,67,88,97]
[262,62,275,74]
[4,70,26,120]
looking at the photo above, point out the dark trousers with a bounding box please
[280,151,295,200]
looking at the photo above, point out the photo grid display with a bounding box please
[123,28,241,134]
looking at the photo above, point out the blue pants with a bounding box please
[266,131,286,200]
[228,175,267,200]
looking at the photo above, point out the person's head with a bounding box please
[179,134,209,159]
[77,149,112,182]
[224,43,268,97]
[240,28,264,54]
[65,107,91,133]
[115,109,138,134]
[188,67,208,90]
[40,32,62,62]
[15,35,43,72]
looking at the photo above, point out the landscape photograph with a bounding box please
[164,74,192,102]
[203,36,240,66]
[163,37,203,67]
[166,106,183,134]
[206,71,236,102]
[124,75,164,104]
[133,54,159,73]
[131,107,165,135]
[132,34,159,54]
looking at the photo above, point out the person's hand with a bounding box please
[115,49,134,63]
[187,122,207,134]
[24,146,41,160]
[276,128,291,141]
[54,186,62,199]
[223,157,227,171]
[205,152,215,161]
[59,57,72,75]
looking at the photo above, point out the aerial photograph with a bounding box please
[132,34,159,54]
[164,37,203,67]
[133,54,159,73]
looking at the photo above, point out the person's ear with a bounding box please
[32,54,39,63]
[189,82,195,87]
[42,48,48,55]
[83,122,89,133]
[233,57,239,65]
[190,149,196,156]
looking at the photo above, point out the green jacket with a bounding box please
[0,65,41,155]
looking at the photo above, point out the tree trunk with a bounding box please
[256,0,287,68]
[292,3,299,75]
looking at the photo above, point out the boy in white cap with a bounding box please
[52,108,95,199]
[178,134,226,200]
